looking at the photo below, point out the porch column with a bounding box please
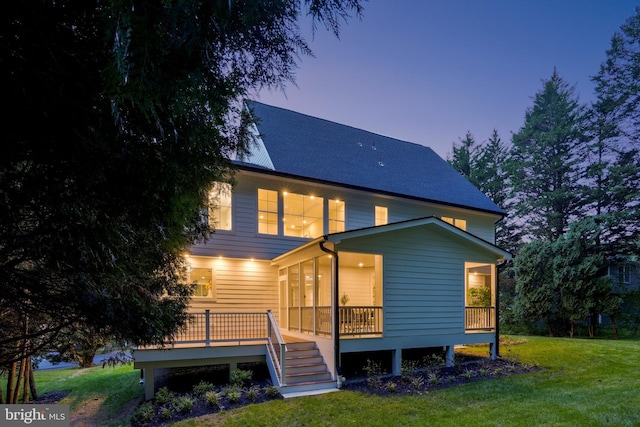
[143,368,155,401]
[392,349,402,375]
[490,342,497,360]
[445,345,455,367]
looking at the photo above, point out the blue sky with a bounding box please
[256,1,638,159]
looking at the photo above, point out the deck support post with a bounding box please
[489,342,497,360]
[392,349,402,375]
[143,368,155,401]
[445,345,454,367]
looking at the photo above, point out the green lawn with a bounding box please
[176,337,640,427]
[32,336,640,426]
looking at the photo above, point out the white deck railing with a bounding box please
[169,310,286,385]
[465,306,495,330]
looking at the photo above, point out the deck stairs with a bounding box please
[278,339,338,398]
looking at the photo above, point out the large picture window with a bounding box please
[283,192,323,238]
[328,199,345,233]
[258,189,278,235]
[209,182,232,230]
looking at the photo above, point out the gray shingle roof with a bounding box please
[241,101,504,216]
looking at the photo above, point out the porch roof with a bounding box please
[272,216,511,264]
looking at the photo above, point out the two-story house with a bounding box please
[133,101,511,399]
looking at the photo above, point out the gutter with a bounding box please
[319,238,341,380]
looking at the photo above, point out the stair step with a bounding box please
[285,349,321,358]
[279,379,338,397]
[286,356,323,367]
[286,371,332,384]
[285,341,317,350]
[286,363,328,375]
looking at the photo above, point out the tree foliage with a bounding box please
[0,0,364,380]
[587,6,640,257]
[514,219,619,337]
[507,68,587,243]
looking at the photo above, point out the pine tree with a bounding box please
[506,68,587,242]
[447,131,478,185]
[588,7,640,257]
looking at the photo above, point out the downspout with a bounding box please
[319,238,341,380]
[495,259,507,358]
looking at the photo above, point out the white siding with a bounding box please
[335,224,499,344]
[187,256,279,319]
[192,170,502,261]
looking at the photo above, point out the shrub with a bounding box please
[204,391,222,408]
[427,372,439,385]
[172,395,195,414]
[192,380,214,396]
[154,387,175,405]
[246,385,260,402]
[462,368,475,379]
[131,402,154,425]
[224,385,243,403]
[421,354,444,368]
[401,360,419,378]
[385,381,397,392]
[363,359,384,388]
[159,407,172,420]
[410,376,425,390]
[264,385,280,398]
[230,368,253,387]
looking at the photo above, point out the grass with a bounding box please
[32,364,142,426]
[30,336,640,426]
[174,337,640,427]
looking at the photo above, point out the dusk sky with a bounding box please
[256,1,638,159]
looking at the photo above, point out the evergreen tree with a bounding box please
[588,7,640,257]
[447,131,478,186]
[474,130,516,251]
[507,68,587,242]
[0,0,364,372]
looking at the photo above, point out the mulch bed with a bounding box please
[342,356,541,396]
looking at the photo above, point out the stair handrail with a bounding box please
[266,310,286,386]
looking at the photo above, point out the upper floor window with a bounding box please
[209,182,232,230]
[442,216,466,231]
[329,199,345,233]
[283,192,324,238]
[375,206,388,226]
[258,189,278,235]
[190,267,214,298]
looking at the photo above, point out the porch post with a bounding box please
[392,349,402,375]
[143,368,155,401]
[445,345,454,367]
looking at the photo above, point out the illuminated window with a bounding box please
[441,216,466,231]
[190,268,213,298]
[329,199,345,233]
[283,192,324,238]
[209,182,232,230]
[375,206,388,226]
[258,189,278,235]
